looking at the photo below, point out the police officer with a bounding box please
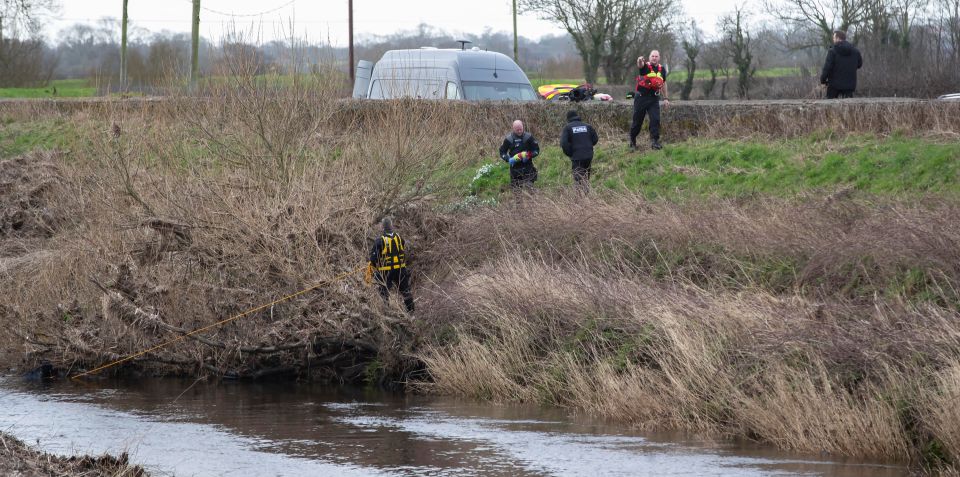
[629,50,670,151]
[499,120,541,192]
[560,110,599,193]
[367,217,414,313]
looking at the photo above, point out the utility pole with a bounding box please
[120,0,128,91]
[348,0,355,85]
[190,0,200,88]
[512,0,518,62]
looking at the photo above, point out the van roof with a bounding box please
[377,49,527,83]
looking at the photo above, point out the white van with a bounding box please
[352,47,538,101]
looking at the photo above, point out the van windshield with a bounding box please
[461,81,538,101]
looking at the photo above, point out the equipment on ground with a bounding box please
[537,83,611,102]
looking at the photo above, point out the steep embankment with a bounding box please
[2,94,960,470]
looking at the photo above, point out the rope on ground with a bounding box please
[70,264,366,380]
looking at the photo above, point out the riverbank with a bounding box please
[2,88,959,471]
[0,432,145,477]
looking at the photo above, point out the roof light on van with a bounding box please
[471,47,480,51]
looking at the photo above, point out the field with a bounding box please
[2,86,960,472]
[0,79,97,98]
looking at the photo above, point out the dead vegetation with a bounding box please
[1,72,960,471]
[416,194,960,466]
[0,432,146,477]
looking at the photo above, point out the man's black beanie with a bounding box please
[566,110,579,121]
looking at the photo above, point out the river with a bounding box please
[0,377,907,476]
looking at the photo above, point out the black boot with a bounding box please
[651,140,663,150]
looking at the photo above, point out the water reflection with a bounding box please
[0,378,907,476]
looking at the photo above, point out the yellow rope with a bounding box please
[71,265,366,380]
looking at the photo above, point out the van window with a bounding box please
[461,81,537,101]
[445,82,460,99]
[369,79,444,99]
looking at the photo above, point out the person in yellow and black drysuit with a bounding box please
[367,217,414,313]
[629,50,671,151]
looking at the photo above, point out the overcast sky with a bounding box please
[49,0,744,45]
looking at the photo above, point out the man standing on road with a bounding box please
[820,30,863,99]
[629,50,670,151]
[367,217,414,313]
[560,109,599,193]
[499,120,541,193]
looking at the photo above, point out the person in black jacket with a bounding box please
[820,30,863,99]
[560,110,599,193]
[499,120,541,192]
[367,217,414,313]
[629,50,670,151]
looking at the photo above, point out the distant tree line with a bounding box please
[1,0,956,97]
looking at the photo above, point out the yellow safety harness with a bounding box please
[377,233,407,271]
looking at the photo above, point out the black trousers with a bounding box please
[510,167,537,192]
[630,95,661,144]
[826,87,854,99]
[377,268,414,312]
[571,158,592,192]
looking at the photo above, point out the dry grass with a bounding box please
[416,193,960,466]
[0,432,145,476]
[0,68,471,382]
[2,68,960,470]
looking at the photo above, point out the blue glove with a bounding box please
[508,157,517,167]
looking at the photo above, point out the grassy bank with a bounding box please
[460,134,960,200]
[2,85,960,471]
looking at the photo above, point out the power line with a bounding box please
[194,0,297,18]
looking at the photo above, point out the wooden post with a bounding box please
[190,0,200,88]
[349,0,355,85]
[120,0,128,91]
[513,0,518,62]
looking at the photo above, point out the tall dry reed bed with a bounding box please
[417,194,960,467]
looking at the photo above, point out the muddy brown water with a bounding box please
[0,377,908,476]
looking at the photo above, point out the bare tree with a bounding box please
[699,41,728,98]
[519,0,608,82]
[521,0,678,84]
[765,0,871,46]
[890,0,930,48]
[601,0,679,84]
[721,7,756,98]
[944,0,960,62]
[0,0,59,44]
[679,20,702,100]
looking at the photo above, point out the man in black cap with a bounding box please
[560,110,599,193]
